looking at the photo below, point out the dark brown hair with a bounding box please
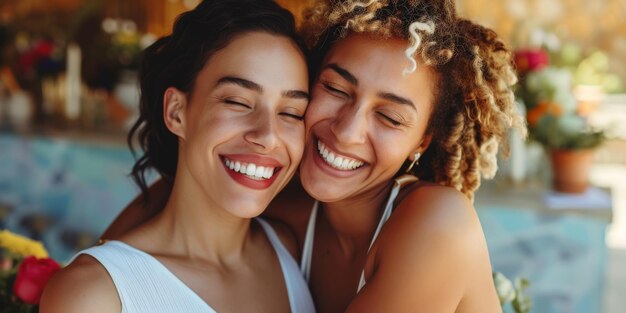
[128,0,304,197]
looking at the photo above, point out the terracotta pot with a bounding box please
[549,149,595,193]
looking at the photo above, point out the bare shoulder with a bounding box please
[375,183,488,275]
[348,183,498,312]
[40,254,121,313]
[387,182,483,247]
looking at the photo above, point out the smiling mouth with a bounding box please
[223,158,277,181]
[316,140,365,171]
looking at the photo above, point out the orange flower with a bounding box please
[527,101,549,125]
[547,102,563,116]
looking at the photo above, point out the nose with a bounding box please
[244,110,280,152]
[329,102,368,145]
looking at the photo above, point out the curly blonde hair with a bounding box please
[300,0,526,199]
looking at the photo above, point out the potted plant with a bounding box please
[515,48,607,193]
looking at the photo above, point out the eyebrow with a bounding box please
[216,76,262,92]
[324,63,358,86]
[377,92,416,110]
[283,90,310,100]
[217,76,309,100]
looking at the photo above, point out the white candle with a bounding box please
[65,43,81,120]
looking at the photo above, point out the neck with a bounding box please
[320,181,393,256]
[145,171,254,264]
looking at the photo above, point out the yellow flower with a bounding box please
[0,230,49,258]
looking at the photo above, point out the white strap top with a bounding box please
[75,218,315,313]
[299,175,418,294]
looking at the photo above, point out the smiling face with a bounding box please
[165,31,309,218]
[299,34,437,203]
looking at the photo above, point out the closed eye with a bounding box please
[377,112,402,126]
[279,112,304,121]
[224,99,251,109]
[322,82,350,98]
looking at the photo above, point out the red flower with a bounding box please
[13,256,61,305]
[515,49,549,75]
[18,40,55,73]
[33,41,54,58]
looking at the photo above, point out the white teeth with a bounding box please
[316,140,364,171]
[255,166,264,177]
[341,158,350,168]
[224,158,277,180]
[332,157,343,167]
[246,163,256,176]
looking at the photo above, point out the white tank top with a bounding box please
[75,218,316,313]
[299,175,418,293]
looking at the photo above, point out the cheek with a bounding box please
[186,111,238,150]
[305,88,344,126]
[282,124,306,162]
[372,131,421,167]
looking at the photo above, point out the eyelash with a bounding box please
[377,112,403,127]
[280,113,304,121]
[322,82,349,98]
[225,99,303,121]
[224,99,251,108]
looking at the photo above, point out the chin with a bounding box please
[228,205,267,219]
[300,179,347,203]
[222,194,275,218]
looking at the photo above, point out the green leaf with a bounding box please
[512,278,533,313]
[493,272,516,305]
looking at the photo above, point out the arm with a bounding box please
[101,179,172,239]
[347,185,501,313]
[40,255,121,313]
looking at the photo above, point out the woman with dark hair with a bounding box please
[40,1,315,312]
[105,0,526,312]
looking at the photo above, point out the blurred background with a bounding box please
[0,0,624,312]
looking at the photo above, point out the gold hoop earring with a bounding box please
[406,152,421,173]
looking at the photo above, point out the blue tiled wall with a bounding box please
[478,207,607,313]
[0,133,138,262]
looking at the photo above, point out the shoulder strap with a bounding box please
[256,218,316,313]
[299,201,319,282]
[357,174,418,293]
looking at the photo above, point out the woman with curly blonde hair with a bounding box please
[105,0,525,312]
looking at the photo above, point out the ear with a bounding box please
[163,87,187,139]
[412,133,433,158]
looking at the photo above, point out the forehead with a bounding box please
[197,31,308,89]
[326,34,412,72]
[323,34,437,100]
